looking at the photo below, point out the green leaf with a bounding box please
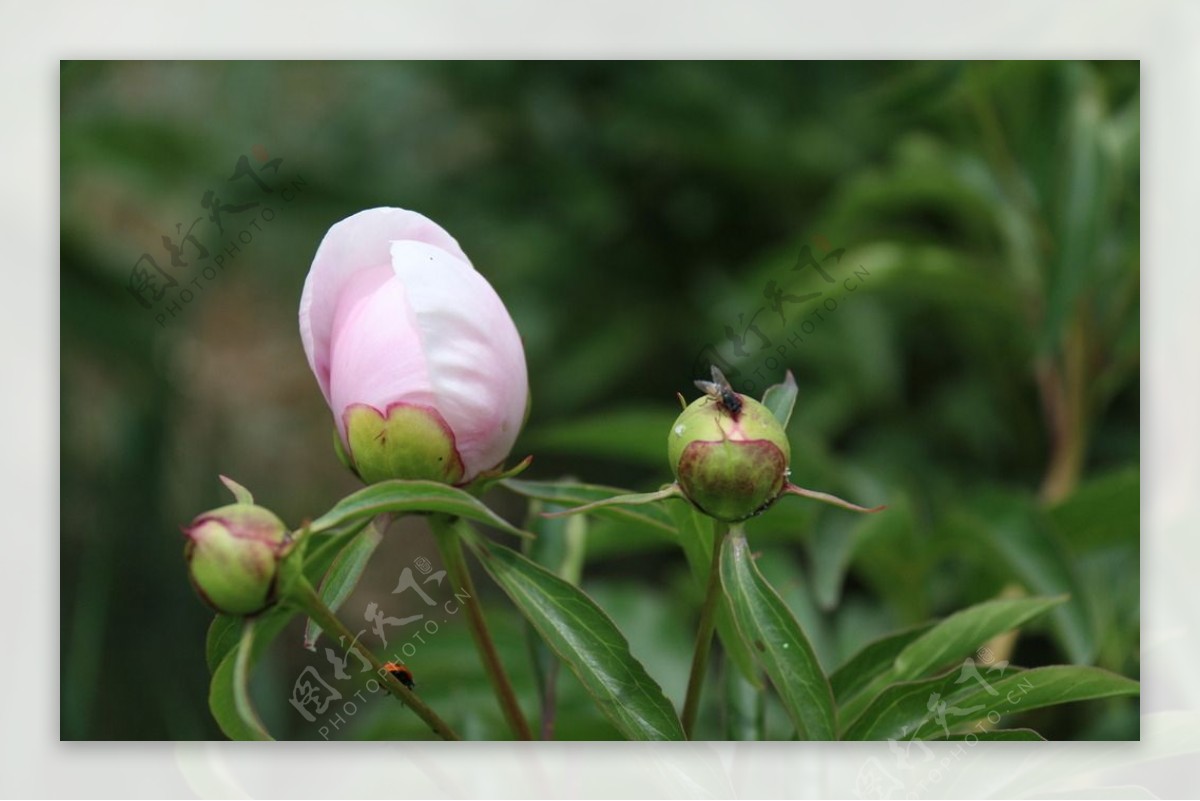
[209,620,274,740]
[756,549,837,675]
[669,504,762,689]
[842,664,1139,740]
[830,623,934,705]
[760,370,798,427]
[303,519,386,649]
[892,595,1067,681]
[932,728,1046,741]
[309,480,529,538]
[719,529,836,739]
[837,595,1065,729]
[522,499,588,739]
[208,605,296,739]
[502,479,678,537]
[301,518,373,581]
[464,534,685,740]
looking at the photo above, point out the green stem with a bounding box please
[292,579,461,741]
[430,515,534,740]
[681,520,732,738]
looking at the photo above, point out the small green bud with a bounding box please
[668,394,791,522]
[183,503,291,615]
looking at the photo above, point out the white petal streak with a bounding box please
[390,240,528,478]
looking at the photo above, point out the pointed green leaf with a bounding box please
[720,530,835,739]
[760,370,798,427]
[838,595,1067,728]
[842,665,1138,741]
[303,519,386,649]
[464,534,684,740]
[892,595,1067,681]
[309,480,529,538]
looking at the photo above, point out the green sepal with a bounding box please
[343,402,465,484]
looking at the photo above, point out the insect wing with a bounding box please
[709,365,734,391]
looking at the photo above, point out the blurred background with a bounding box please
[61,61,1139,740]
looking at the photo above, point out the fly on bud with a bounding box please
[693,366,744,417]
[668,369,791,522]
[182,484,291,616]
[541,369,882,525]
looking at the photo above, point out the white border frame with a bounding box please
[9,1,1198,797]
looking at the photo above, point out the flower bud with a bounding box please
[668,394,791,522]
[299,207,529,484]
[183,503,290,615]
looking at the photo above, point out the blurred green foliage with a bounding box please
[60,61,1138,740]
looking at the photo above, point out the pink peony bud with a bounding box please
[299,208,529,484]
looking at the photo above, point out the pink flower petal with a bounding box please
[300,208,468,406]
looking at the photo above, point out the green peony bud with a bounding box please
[343,402,466,485]
[183,503,291,615]
[668,393,791,522]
